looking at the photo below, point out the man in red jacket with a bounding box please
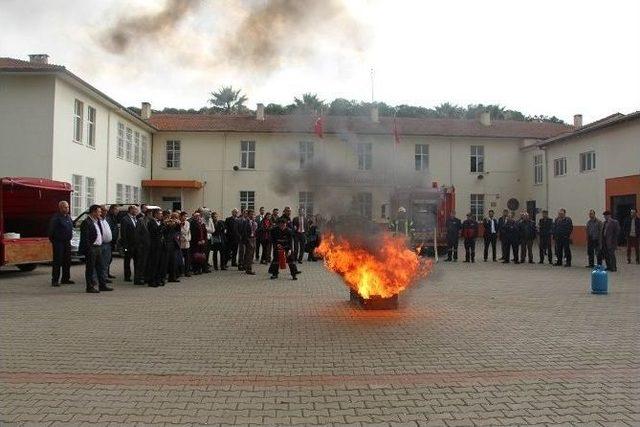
[462,213,479,263]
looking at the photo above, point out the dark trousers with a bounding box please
[146,244,162,284]
[255,236,261,260]
[166,245,178,281]
[123,247,135,280]
[181,248,191,275]
[464,238,476,261]
[84,245,105,289]
[211,242,225,269]
[134,245,148,284]
[520,239,534,263]
[51,241,71,284]
[238,240,246,268]
[627,236,639,263]
[269,247,298,277]
[98,243,112,283]
[294,232,306,262]
[483,234,497,261]
[601,246,617,271]
[227,240,238,266]
[500,237,507,259]
[446,237,458,260]
[555,236,572,265]
[539,235,552,263]
[587,238,603,266]
[204,240,212,269]
[503,239,519,263]
[261,240,272,263]
[243,237,256,272]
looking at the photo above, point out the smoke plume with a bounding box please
[100,0,202,53]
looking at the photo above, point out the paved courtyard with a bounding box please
[1,248,638,426]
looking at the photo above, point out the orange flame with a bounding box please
[316,233,431,299]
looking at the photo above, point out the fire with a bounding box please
[316,233,431,299]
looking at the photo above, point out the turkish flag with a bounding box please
[314,117,324,138]
[393,116,401,144]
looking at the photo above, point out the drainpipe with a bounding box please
[106,111,111,201]
[541,145,549,210]
[149,130,154,204]
[221,132,227,214]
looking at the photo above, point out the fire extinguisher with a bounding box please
[277,246,287,269]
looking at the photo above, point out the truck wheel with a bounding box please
[17,263,37,272]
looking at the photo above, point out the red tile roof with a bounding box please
[148,114,573,139]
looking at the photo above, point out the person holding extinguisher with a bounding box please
[268,217,300,280]
[462,212,479,263]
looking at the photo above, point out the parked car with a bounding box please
[70,204,134,261]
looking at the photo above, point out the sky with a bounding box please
[1,0,639,124]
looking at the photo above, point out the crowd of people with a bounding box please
[445,207,640,272]
[48,202,322,293]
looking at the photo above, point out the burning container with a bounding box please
[350,289,399,310]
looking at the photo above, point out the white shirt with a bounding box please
[631,218,637,237]
[92,218,103,246]
[298,216,305,233]
[99,218,112,244]
[128,214,137,227]
[490,218,496,234]
[205,218,215,237]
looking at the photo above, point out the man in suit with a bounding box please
[120,205,139,282]
[622,208,640,264]
[461,213,478,263]
[134,209,151,285]
[225,208,240,267]
[553,208,573,267]
[48,201,74,287]
[482,209,498,262]
[445,211,462,262]
[292,207,308,263]
[518,212,537,264]
[538,210,553,264]
[501,213,520,264]
[237,208,248,270]
[585,209,603,268]
[146,208,164,287]
[78,204,112,293]
[255,206,265,261]
[497,209,509,260]
[601,211,621,272]
[240,209,258,275]
[97,205,114,285]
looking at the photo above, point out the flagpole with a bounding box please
[393,108,397,189]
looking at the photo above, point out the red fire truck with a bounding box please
[389,183,455,256]
[0,177,72,271]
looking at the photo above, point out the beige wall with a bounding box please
[0,74,55,177]
[151,130,531,220]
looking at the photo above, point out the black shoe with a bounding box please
[270,275,277,280]
[214,267,219,270]
[564,264,571,267]
[61,280,75,285]
[298,260,303,264]
[538,261,544,264]
[148,283,159,287]
[99,285,114,291]
[292,276,298,280]
[86,287,99,293]
[585,265,594,268]
[246,271,256,275]
[463,260,469,263]
[221,267,227,271]
[502,261,509,264]
[51,282,60,287]
[554,263,563,266]
[514,261,520,264]
[108,274,116,279]
[444,259,451,262]
[483,259,487,262]
[105,279,113,284]
[124,278,132,282]
[529,261,534,264]
[168,279,180,283]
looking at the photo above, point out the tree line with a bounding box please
[130,85,565,124]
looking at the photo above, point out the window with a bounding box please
[86,106,96,148]
[240,191,255,211]
[299,141,314,168]
[534,154,543,185]
[73,99,83,143]
[470,145,484,172]
[240,140,256,169]
[125,127,133,162]
[166,140,181,168]
[580,151,596,172]
[470,194,484,221]
[299,191,314,215]
[133,186,140,203]
[117,123,125,158]
[125,185,132,203]
[356,192,372,220]
[133,131,140,164]
[72,174,84,217]
[554,157,567,177]
[381,204,387,219]
[116,184,123,203]
[356,143,372,170]
[140,135,148,167]
[415,144,429,171]
[85,177,95,209]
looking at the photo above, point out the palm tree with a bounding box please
[209,86,248,114]
[293,93,326,114]
[434,102,465,119]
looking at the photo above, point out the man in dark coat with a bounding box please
[134,210,151,285]
[518,212,537,264]
[497,209,509,260]
[255,206,265,261]
[292,208,308,263]
[538,210,553,264]
[210,211,227,270]
[120,205,139,282]
[146,209,164,286]
[190,212,208,275]
[585,209,603,268]
[501,213,520,264]
[601,211,621,272]
[461,213,479,263]
[224,209,240,267]
[622,208,640,264]
[553,208,573,267]
[240,209,258,275]
[269,217,300,280]
[482,210,498,262]
[48,200,74,287]
[78,205,112,293]
[444,211,462,262]
[105,204,120,279]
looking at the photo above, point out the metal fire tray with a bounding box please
[349,289,399,310]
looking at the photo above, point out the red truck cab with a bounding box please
[0,177,72,271]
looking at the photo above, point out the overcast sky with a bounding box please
[1,0,638,123]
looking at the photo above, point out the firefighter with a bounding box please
[538,210,553,264]
[268,217,300,280]
[501,213,520,264]
[461,213,479,263]
[445,210,462,262]
[389,207,413,238]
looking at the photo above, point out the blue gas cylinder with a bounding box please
[591,265,608,294]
